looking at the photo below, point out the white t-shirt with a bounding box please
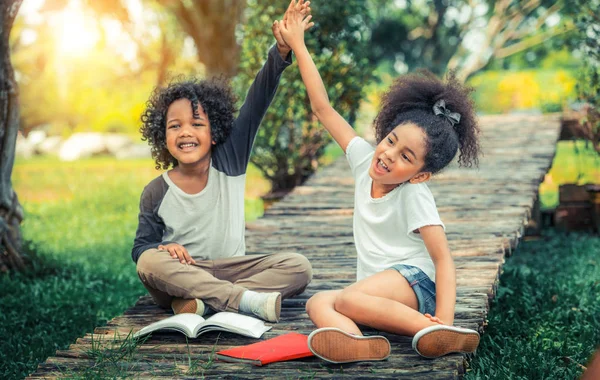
[346,136,445,282]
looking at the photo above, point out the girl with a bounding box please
[278,3,482,362]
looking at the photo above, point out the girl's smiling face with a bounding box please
[165,98,215,167]
[369,122,431,193]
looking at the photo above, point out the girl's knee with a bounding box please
[334,290,357,314]
[306,292,332,316]
[305,294,317,315]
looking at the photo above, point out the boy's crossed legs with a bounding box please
[306,269,479,361]
[137,249,312,322]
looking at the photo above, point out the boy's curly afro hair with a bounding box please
[140,76,238,170]
[373,70,481,174]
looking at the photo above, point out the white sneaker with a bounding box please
[307,327,391,363]
[412,325,480,358]
[250,292,281,323]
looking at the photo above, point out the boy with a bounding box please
[132,1,314,323]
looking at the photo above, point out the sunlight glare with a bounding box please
[54,5,99,57]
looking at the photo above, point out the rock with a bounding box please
[36,136,63,156]
[27,130,47,148]
[115,143,152,160]
[59,133,107,161]
[104,134,134,155]
[16,132,34,159]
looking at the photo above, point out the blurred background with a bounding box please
[3,0,600,378]
[12,0,599,211]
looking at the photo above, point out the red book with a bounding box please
[216,332,313,366]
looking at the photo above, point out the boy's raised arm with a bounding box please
[211,44,291,176]
[279,2,357,153]
[212,1,312,176]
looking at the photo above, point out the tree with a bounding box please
[563,0,600,154]
[155,0,246,78]
[1,0,25,272]
[369,0,573,82]
[43,0,246,78]
[236,0,374,193]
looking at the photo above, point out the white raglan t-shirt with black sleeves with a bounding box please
[131,45,291,263]
[345,136,445,282]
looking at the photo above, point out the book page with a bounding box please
[195,312,271,338]
[134,313,206,338]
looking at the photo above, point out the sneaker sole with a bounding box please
[412,325,480,358]
[171,298,205,316]
[307,327,391,363]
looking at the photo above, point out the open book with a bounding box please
[133,312,271,339]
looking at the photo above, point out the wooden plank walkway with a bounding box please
[28,114,561,379]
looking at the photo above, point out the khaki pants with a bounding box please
[136,249,313,312]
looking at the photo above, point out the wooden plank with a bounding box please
[27,114,561,379]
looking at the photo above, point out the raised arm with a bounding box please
[212,1,312,176]
[279,2,357,152]
[211,44,291,176]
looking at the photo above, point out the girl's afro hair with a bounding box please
[373,70,481,174]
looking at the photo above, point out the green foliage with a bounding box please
[468,69,577,114]
[564,0,600,64]
[236,0,374,192]
[0,195,145,379]
[367,0,568,79]
[465,230,600,379]
[539,141,600,209]
[0,156,269,378]
[489,48,582,72]
[562,0,600,154]
[11,3,194,136]
[367,1,462,76]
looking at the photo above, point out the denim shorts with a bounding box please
[388,264,436,316]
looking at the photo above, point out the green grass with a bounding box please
[6,141,597,379]
[3,147,345,379]
[2,156,271,379]
[539,140,600,209]
[465,230,600,379]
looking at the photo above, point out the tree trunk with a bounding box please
[1,0,26,272]
[159,0,246,78]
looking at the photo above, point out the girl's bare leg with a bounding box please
[334,269,439,336]
[306,290,362,335]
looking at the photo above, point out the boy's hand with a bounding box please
[158,243,196,265]
[278,0,314,52]
[273,0,313,59]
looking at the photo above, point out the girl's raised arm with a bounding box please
[279,2,357,152]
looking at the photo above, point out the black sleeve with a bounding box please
[131,177,173,263]
[212,44,292,176]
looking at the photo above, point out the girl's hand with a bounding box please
[158,243,196,265]
[273,0,312,59]
[424,313,445,325]
[279,0,314,51]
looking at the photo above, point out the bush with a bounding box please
[468,70,577,114]
[235,0,375,193]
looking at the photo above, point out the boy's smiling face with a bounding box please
[369,123,431,191]
[165,98,215,167]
